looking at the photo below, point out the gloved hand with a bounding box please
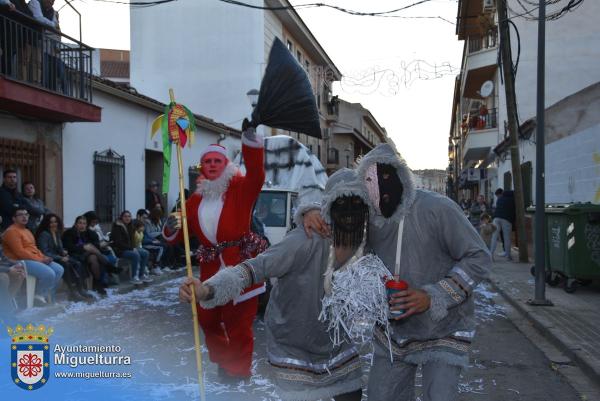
[166,213,182,232]
[242,118,258,142]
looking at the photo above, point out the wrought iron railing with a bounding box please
[468,29,498,54]
[0,10,93,102]
[468,107,498,131]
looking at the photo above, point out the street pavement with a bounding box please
[7,266,587,401]
[489,252,600,399]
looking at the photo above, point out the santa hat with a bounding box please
[198,144,228,162]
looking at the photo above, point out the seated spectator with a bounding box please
[1,207,63,304]
[22,181,50,232]
[111,210,152,285]
[36,214,93,301]
[143,206,176,273]
[0,169,28,231]
[132,219,156,275]
[83,211,118,266]
[62,215,112,295]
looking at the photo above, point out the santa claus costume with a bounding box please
[165,130,266,378]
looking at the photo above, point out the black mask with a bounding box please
[330,195,368,248]
[377,163,403,218]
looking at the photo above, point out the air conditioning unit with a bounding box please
[483,0,495,12]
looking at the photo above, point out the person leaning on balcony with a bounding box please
[0,0,33,77]
[29,0,65,93]
[1,207,64,305]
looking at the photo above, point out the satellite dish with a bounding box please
[480,80,494,98]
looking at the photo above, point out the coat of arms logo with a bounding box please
[7,323,54,391]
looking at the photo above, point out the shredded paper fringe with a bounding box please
[319,253,393,360]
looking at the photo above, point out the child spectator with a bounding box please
[479,213,496,250]
[111,211,152,285]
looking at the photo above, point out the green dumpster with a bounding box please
[528,203,600,292]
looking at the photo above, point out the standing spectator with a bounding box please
[1,207,63,304]
[469,194,488,228]
[145,181,163,211]
[0,169,28,230]
[62,215,110,295]
[36,214,93,301]
[28,0,65,93]
[22,181,49,232]
[111,210,152,285]
[479,213,496,250]
[490,189,516,260]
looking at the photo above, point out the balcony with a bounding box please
[0,10,100,122]
[468,30,498,54]
[463,108,499,163]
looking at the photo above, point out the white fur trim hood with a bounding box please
[356,143,416,227]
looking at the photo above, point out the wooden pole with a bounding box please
[498,0,529,263]
[169,89,206,401]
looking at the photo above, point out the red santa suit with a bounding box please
[165,134,265,377]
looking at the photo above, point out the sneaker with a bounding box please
[129,277,142,285]
[34,295,47,305]
[141,275,154,284]
[151,267,163,276]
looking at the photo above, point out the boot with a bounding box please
[67,285,87,302]
[75,278,95,300]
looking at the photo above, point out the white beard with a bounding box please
[197,162,237,200]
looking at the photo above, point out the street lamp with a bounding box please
[246,89,259,108]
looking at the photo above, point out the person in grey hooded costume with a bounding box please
[179,168,368,401]
[302,143,492,401]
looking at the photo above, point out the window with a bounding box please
[317,144,321,160]
[327,148,339,164]
[296,50,302,62]
[305,60,310,72]
[286,40,293,51]
[253,191,287,228]
[94,149,125,223]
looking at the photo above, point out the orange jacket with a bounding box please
[2,224,45,262]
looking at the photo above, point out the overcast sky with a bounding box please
[56,0,462,170]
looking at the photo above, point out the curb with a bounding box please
[487,277,600,385]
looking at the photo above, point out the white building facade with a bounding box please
[129,0,341,166]
[62,78,241,225]
[449,0,600,206]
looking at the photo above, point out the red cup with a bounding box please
[386,277,409,318]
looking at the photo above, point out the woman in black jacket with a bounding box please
[62,215,110,295]
[36,214,93,301]
[110,210,151,285]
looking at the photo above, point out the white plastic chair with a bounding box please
[25,275,37,309]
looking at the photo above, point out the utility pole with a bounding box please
[529,0,552,305]
[498,0,529,263]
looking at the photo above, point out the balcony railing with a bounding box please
[468,29,498,54]
[468,107,497,131]
[0,10,93,102]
